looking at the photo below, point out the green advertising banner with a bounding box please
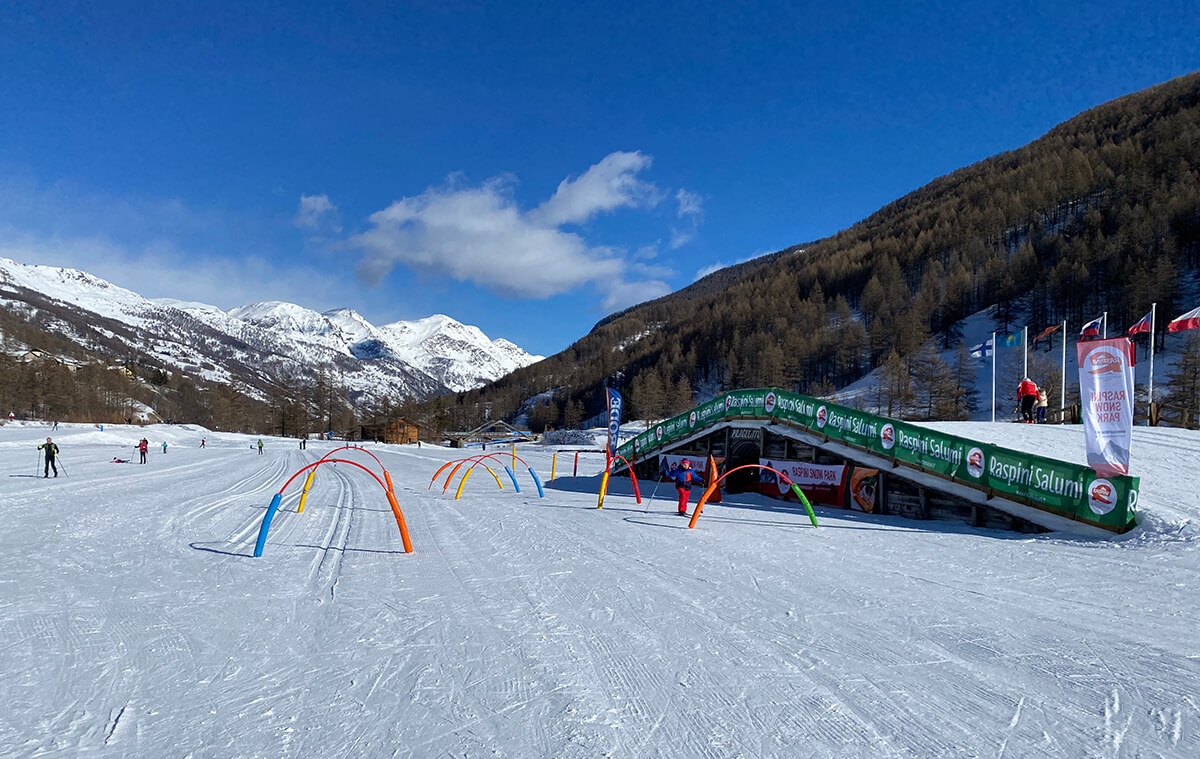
[884,421,973,480]
[613,387,1137,532]
[982,445,1084,518]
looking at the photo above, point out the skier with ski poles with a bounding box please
[37,437,60,478]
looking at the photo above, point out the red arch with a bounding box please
[279,458,387,494]
[606,454,642,504]
[318,445,387,474]
[687,464,817,529]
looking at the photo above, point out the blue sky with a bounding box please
[1,1,1198,356]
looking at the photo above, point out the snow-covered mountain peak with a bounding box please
[323,308,379,344]
[0,256,147,314]
[228,301,335,336]
[1,256,542,401]
[151,298,228,319]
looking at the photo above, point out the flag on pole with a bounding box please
[1001,333,1021,347]
[1080,316,1103,339]
[969,337,993,359]
[1167,306,1200,333]
[1031,324,1060,344]
[604,387,623,458]
[1127,310,1153,336]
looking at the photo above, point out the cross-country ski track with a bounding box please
[0,421,1197,757]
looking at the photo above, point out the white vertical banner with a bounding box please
[1076,337,1136,476]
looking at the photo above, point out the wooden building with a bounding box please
[358,417,420,444]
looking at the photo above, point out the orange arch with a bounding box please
[687,464,817,530]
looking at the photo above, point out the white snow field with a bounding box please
[1,420,1198,758]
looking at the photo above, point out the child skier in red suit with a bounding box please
[670,459,698,515]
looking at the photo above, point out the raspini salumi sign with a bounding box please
[1076,338,1136,477]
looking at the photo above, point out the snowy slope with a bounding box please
[0,256,541,401]
[0,419,1196,756]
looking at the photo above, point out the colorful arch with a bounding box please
[453,461,506,500]
[253,457,413,557]
[299,445,395,513]
[597,453,641,509]
[428,452,546,499]
[687,464,818,530]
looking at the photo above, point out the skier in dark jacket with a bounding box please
[37,437,59,477]
[669,459,698,516]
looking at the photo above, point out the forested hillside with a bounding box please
[428,71,1200,432]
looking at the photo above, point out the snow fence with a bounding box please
[615,388,1138,533]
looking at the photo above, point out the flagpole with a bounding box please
[1102,311,1107,339]
[991,330,996,423]
[1022,325,1028,378]
[1149,302,1157,406]
[1060,319,1066,415]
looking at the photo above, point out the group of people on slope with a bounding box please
[1017,377,1049,423]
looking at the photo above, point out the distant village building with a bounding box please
[357,417,420,445]
[15,348,85,372]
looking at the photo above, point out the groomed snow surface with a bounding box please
[1,420,1197,757]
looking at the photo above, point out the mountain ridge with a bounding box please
[0,256,542,403]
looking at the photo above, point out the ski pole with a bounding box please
[56,456,68,478]
[34,449,39,477]
[644,470,666,513]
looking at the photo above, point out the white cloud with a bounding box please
[353,153,672,302]
[0,231,360,314]
[675,188,703,219]
[294,194,338,230]
[600,278,672,313]
[669,189,704,249]
[530,151,663,226]
[669,228,694,249]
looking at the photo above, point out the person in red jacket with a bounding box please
[669,459,698,516]
[138,437,149,464]
[1017,377,1039,423]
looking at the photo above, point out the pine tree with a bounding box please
[1164,333,1200,421]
